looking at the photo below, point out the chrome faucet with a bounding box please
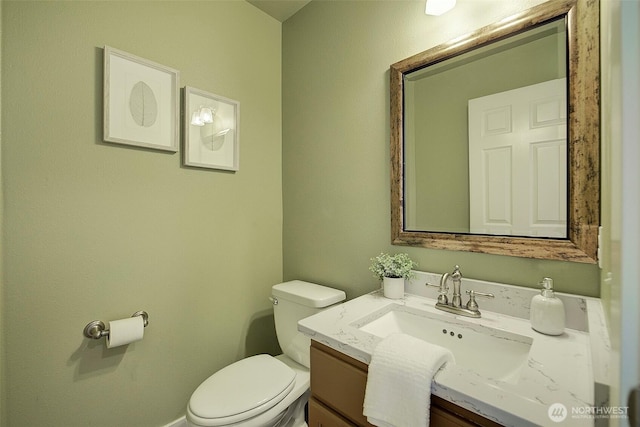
[450,265,463,308]
[435,272,449,305]
[427,265,494,318]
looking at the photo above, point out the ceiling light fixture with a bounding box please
[191,111,205,126]
[190,106,215,127]
[199,107,214,124]
[425,0,456,16]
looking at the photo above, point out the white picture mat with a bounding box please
[184,87,239,171]
[104,46,179,152]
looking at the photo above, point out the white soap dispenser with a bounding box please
[530,277,565,335]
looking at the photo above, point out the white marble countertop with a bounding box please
[299,285,607,427]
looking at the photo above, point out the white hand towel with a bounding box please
[363,333,454,427]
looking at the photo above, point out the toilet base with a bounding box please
[268,390,309,427]
[187,391,309,427]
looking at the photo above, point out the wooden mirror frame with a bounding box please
[390,0,599,264]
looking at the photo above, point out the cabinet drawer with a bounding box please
[310,343,373,426]
[309,397,357,427]
[431,403,478,427]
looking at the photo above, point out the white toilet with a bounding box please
[186,280,346,427]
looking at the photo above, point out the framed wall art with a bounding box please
[184,86,239,171]
[103,46,180,152]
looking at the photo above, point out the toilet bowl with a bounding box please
[187,354,309,427]
[186,281,346,427]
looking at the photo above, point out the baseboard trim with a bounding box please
[162,415,186,427]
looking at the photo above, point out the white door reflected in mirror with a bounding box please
[468,78,567,238]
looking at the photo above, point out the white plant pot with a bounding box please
[383,277,405,299]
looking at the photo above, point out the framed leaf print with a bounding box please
[103,46,180,152]
[184,86,239,171]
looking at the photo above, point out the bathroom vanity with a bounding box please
[309,340,500,426]
[299,271,610,427]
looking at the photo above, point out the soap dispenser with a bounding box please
[530,277,565,335]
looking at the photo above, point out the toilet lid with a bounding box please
[189,354,296,423]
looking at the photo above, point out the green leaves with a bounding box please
[369,253,417,281]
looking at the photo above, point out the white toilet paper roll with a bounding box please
[106,316,144,348]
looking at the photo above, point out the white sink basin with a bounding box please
[355,306,532,384]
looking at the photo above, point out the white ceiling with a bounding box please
[247,0,312,22]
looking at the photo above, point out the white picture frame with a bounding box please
[183,86,239,171]
[103,46,180,152]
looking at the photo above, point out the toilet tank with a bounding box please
[271,280,346,368]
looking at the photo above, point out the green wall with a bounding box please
[282,0,599,299]
[2,2,282,426]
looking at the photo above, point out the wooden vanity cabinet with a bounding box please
[308,340,502,427]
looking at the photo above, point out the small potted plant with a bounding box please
[369,253,417,299]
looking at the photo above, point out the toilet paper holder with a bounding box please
[83,310,149,340]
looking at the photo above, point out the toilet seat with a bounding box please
[188,354,296,426]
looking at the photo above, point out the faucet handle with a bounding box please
[465,290,494,311]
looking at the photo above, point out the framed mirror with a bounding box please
[390,0,599,263]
